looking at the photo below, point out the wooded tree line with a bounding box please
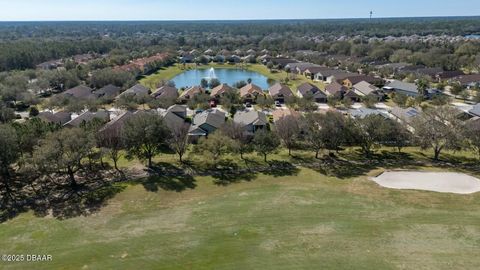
[1,106,479,220]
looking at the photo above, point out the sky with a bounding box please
[0,0,478,21]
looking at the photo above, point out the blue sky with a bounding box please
[0,0,478,21]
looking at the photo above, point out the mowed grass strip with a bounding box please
[1,168,480,269]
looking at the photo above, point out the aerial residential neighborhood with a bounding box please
[1,1,480,269]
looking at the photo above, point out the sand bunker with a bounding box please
[371,171,480,194]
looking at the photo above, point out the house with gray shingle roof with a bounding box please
[383,80,420,97]
[297,83,327,103]
[118,84,150,98]
[151,86,178,100]
[188,110,226,138]
[63,85,95,100]
[469,103,480,117]
[389,107,420,124]
[38,111,72,125]
[95,84,121,99]
[268,83,293,103]
[63,111,110,128]
[233,110,268,134]
[348,108,388,119]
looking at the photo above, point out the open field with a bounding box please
[139,63,325,92]
[1,148,480,269]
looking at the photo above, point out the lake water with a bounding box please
[171,68,270,89]
[465,34,480,39]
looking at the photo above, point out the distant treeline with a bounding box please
[1,17,480,39]
[1,17,480,71]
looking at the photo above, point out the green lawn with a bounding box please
[139,63,325,92]
[1,161,480,269]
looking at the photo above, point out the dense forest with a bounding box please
[1,17,480,71]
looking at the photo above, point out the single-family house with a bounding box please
[435,70,464,82]
[453,74,480,88]
[342,75,381,89]
[389,107,420,124]
[210,83,234,99]
[118,84,150,98]
[188,110,226,138]
[98,111,133,141]
[304,66,330,80]
[469,103,480,117]
[348,108,388,119]
[162,105,188,129]
[95,84,122,99]
[297,83,327,103]
[325,81,347,98]
[63,85,95,100]
[383,80,420,97]
[63,111,110,128]
[268,83,293,103]
[37,111,72,125]
[352,81,383,100]
[179,86,205,102]
[151,86,179,100]
[240,83,264,103]
[233,110,269,134]
[272,108,302,124]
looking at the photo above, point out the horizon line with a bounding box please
[1,15,479,23]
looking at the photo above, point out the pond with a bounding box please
[171,68,271,89]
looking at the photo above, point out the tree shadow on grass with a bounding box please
[27,171,127,220]
[307,150,421,179]
[211,159,258,186]
[263,160,300,177]
[142,162,196,192]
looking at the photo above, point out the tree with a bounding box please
[123,113,171,168]
[275,115,300,156]
[168,122,191,163]
[305,111,347,158]
[266,61,274,70]
[115,94,139,110]
[450,82,464,96]
[29,106,39,117]
[32,128,94,190]
[209,78,221,88]
[12,118,54,158]
[0,125,19,192]
[253,129,280,162]
[350,115,390,157]
[200,78,209,89]
[304,114,325,159]
[411,106,464,160]
[194,132,232,167]
[341,97,353,108]
[416,79,429,97]
[256,95,274,110]
[362,95,377,108]
[464,122,480,159]
[0,103,15,124]
[220,121,252,160]
[392,93,408,107]
[383,120,411,152]
[98,127,124,173]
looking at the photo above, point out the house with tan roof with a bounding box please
[240,83,265,103]
[210,83,234,99]
[179,86,205,102]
